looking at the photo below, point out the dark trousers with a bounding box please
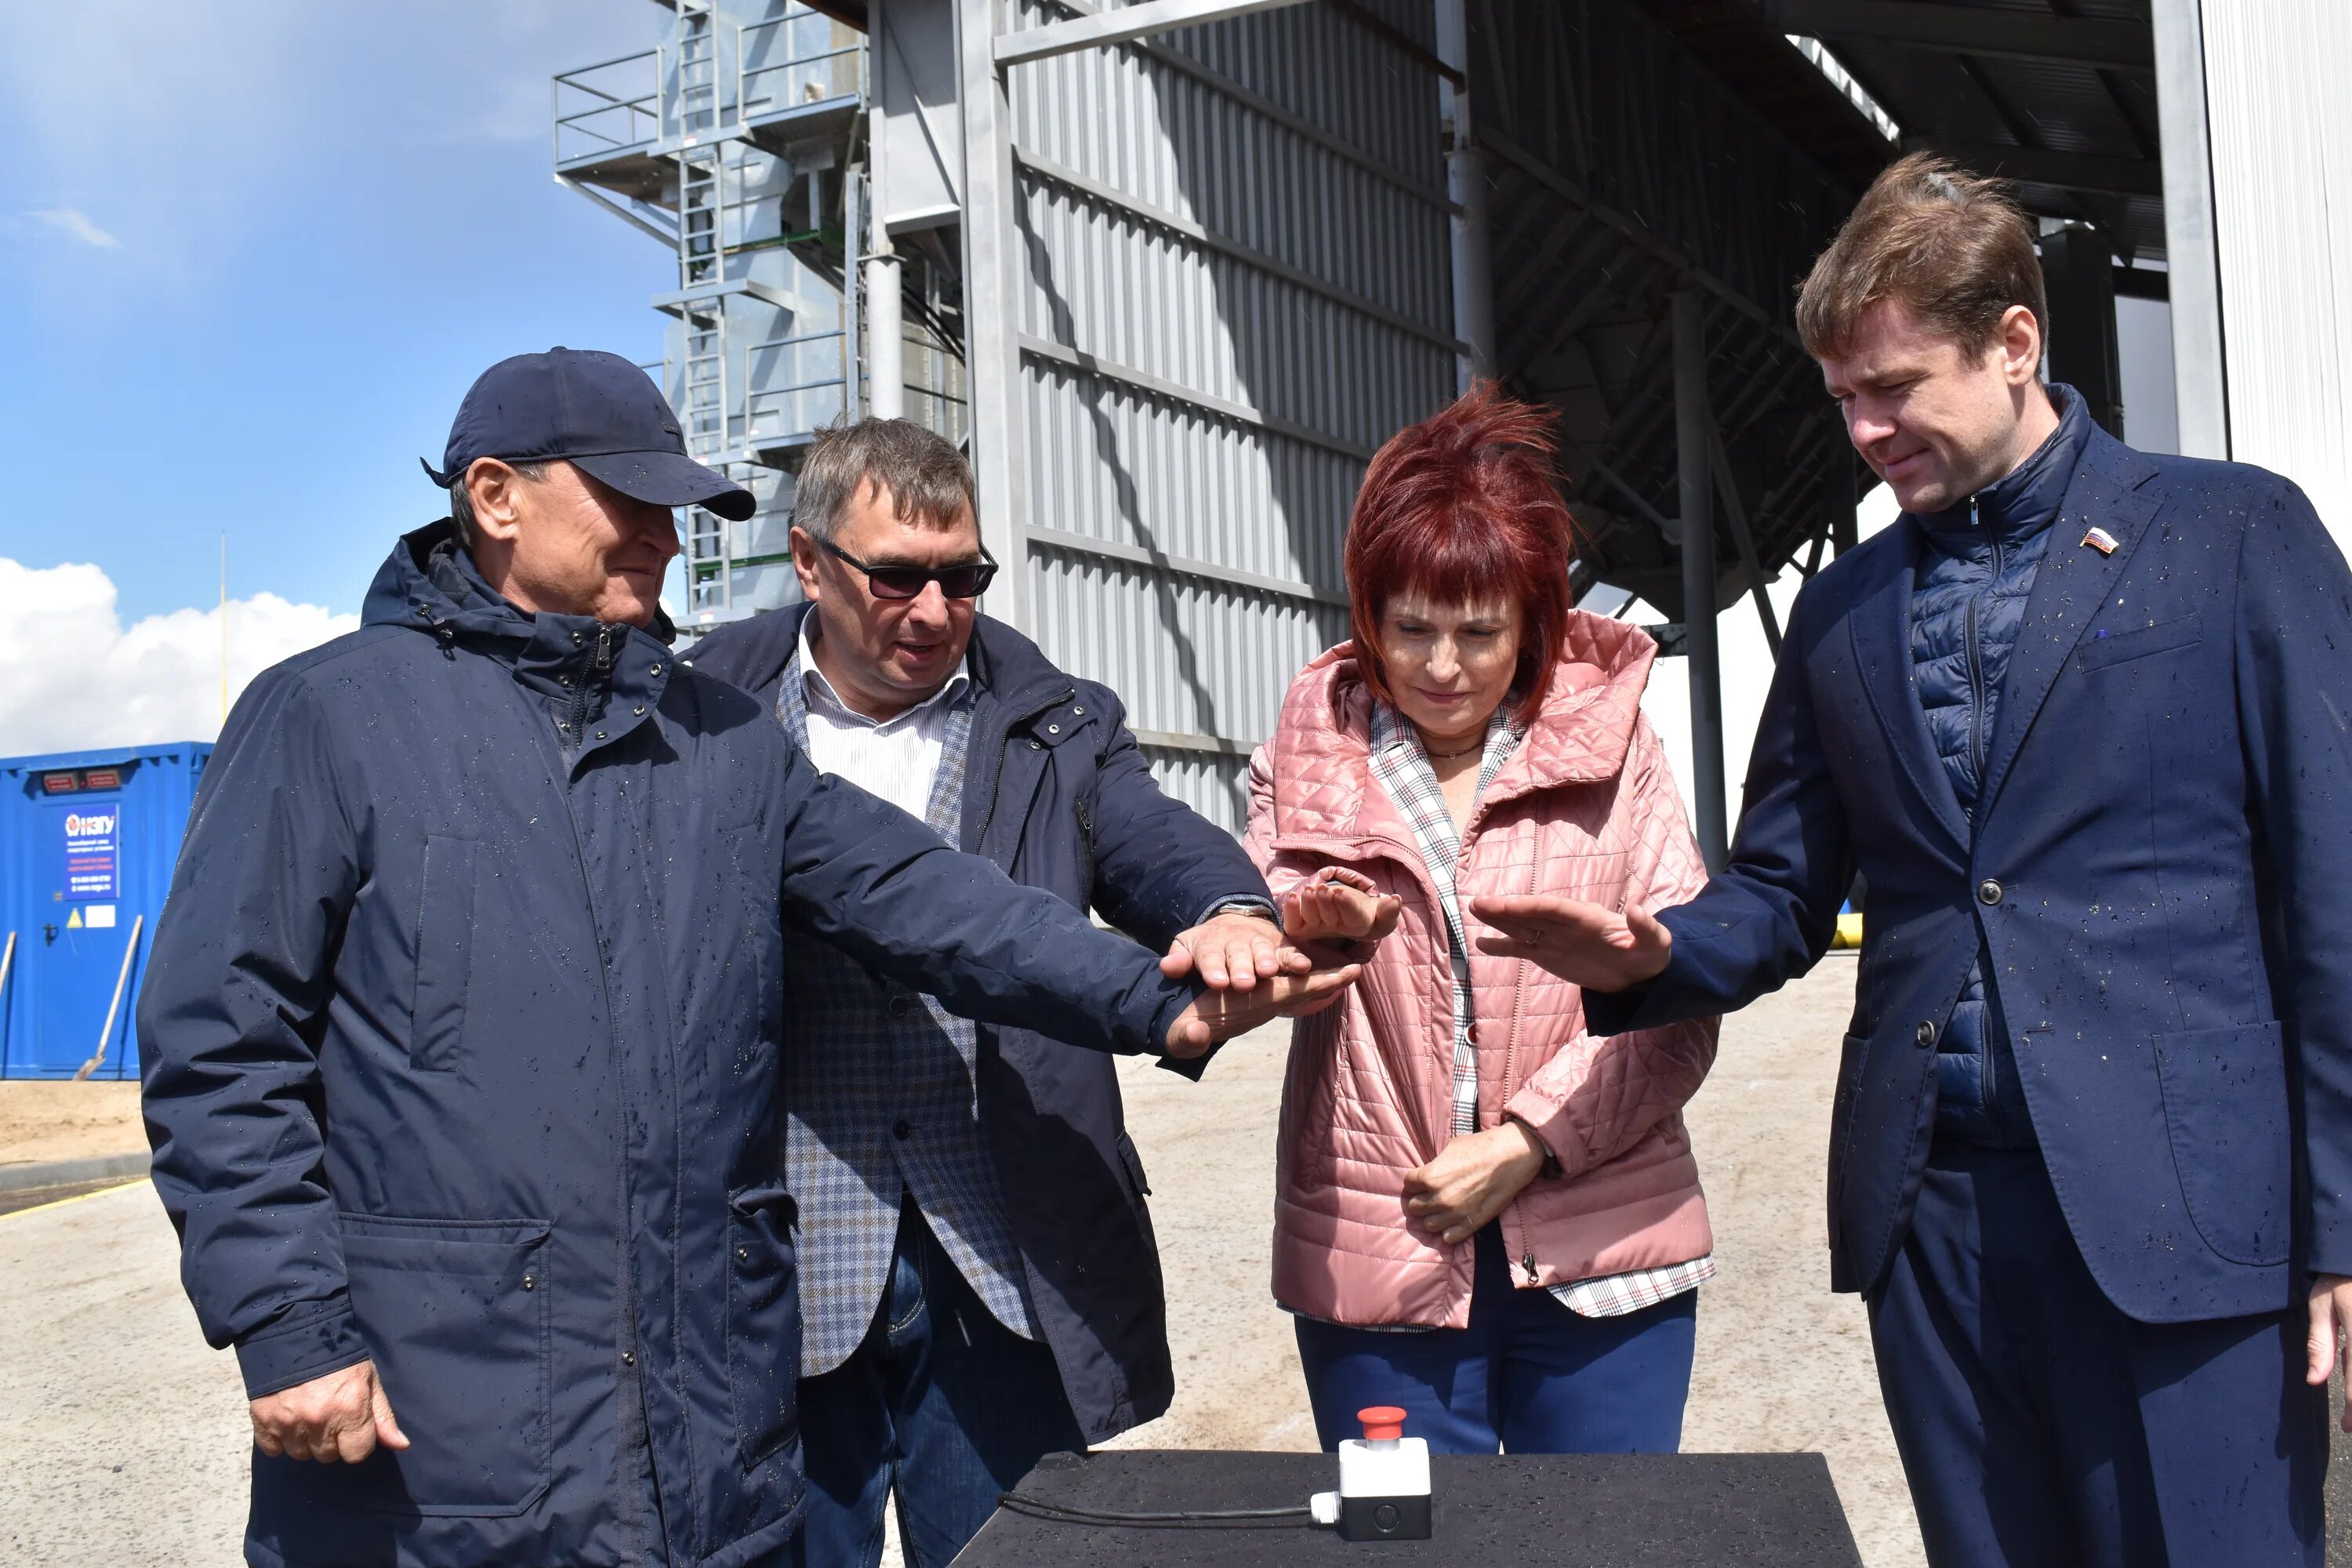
[1291,1221,1697,1454]
[789,1200,1084,1568]
[1868,1141,2325,1567]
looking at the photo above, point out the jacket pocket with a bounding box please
[2151,1020,2292,1265]
[2075,612,2201,673]
[410,836,479,1071]
[1828,1033,1870,1217]
[727,1183,800,1469]
[1114,1129,1152,1200]
[338,1214,552,1516]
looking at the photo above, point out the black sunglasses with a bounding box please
[816,535,998,601]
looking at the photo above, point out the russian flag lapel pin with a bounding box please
[2082,525,2120,555]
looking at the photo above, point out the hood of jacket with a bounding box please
[363,521,679,747]
[1261,608,1661,843]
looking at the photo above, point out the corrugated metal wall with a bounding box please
[2198,0,2352,546]
[982,0,1459,828]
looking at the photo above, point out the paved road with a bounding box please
[1,1180,249,1568]
[9,963,2341,1565]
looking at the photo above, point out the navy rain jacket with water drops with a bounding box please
[136,522,1197,1568]
[1905,384,2092,1146]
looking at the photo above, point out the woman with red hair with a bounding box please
[1244,383,1720,1453]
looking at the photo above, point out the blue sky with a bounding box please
[0,0,672,624]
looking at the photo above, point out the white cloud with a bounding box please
[0,558,356,757]
[27,208,119,248]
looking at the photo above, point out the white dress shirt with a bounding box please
[794,617,972,815]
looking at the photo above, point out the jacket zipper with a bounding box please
[514,670,652,1504]
[1073,794,1096,895]
[1963,495,1998,1123]
[564,622,625,746]
[1962,496,1998,815]
[1493,827,1541,1283]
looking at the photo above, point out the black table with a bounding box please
[953,1450,1864,1566]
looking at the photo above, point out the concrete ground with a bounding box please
[9,963,2340,1565]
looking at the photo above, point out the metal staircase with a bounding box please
[554,2,875,631]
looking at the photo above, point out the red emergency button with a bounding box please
[1358,1406,1406,1443]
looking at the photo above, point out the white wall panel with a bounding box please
[2201,0,2352,540]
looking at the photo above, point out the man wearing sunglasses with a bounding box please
[686,417,1314,1567]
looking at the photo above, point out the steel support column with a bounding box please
[2041,223,2122,435]
[1436,0,1494,387]
[2151,0,2230,459]
[866,35,906,420]
[957,0,1028,626]
[1673,289,1726,871]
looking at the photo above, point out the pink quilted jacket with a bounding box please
[1243,612,1719,1329]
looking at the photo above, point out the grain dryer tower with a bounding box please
[554,1,969,632]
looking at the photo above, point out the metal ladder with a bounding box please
[673,0,721,138]
[681,305,737,617]
[681,310,728,459]
[677,150,724,289]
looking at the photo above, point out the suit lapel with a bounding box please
[1848,528,1973,851]
[1974,433,2163,818]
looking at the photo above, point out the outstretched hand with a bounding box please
[1280,869,1403,949]
[1163,955,1361,1058]
[1160,909,1302,991]
[1468,893,1672,992]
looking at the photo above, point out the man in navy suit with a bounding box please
[1472,154,2344,1565]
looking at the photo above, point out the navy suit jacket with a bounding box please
[1588,424,2352,1322]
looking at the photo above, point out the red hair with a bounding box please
[1344,380,1579,724]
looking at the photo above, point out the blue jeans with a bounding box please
[1292,1222,1697,1454]
[789,1199,1085,1568]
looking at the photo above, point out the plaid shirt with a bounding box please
[1367,701,1715,1319]
[778,647,1042,1374]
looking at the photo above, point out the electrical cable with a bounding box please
[996,1491,1316,1530]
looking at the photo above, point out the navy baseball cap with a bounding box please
[422,347,756,521]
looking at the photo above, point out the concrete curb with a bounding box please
[0,1150,149,1196]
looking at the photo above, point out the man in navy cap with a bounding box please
[137,349,1355,1568]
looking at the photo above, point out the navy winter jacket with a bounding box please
[684,601,1272,1443]
[1906,386,2092,1147]
[1589,420,2352,1323]
[137,524,1198,1568]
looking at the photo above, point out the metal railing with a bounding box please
[739,8,864,122]
[745,328,851,447]
[553,49,662,165]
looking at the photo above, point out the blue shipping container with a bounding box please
[0,742,211,1079]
